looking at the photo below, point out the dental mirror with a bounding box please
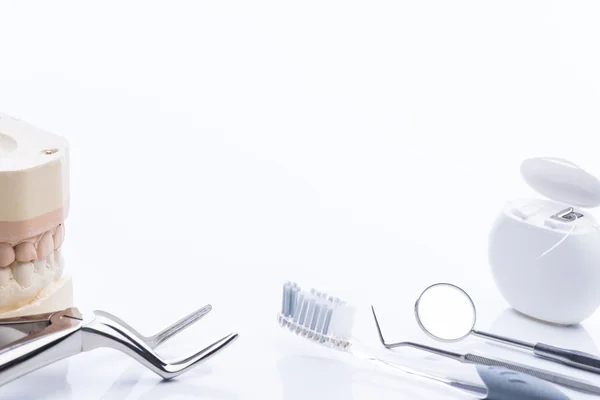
[414,283,476,342]
[413,282,600,376]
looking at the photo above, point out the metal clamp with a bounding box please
[550,207,583,223]
[0,305,238,387]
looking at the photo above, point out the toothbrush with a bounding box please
[278,281,570,400]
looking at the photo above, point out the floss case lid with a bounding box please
[520,157,600,208]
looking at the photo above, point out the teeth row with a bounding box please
[0,224,65,267]
[0,248,64,289]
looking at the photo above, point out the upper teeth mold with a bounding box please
[0,113,72,316]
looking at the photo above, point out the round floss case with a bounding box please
[489,157,600,325]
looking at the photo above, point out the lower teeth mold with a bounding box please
[0,249,66,312]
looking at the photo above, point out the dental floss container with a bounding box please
[0,113,72,318]
[489,157,600,325]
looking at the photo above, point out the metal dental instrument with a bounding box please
[414,283,600,375]
[279,281,570,399]
[0,305,238,387]
[93,304,213,349]
[371,305,600,396]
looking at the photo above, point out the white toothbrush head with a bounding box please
[278,281,356,351]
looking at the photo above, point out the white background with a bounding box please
[1,1,600,398]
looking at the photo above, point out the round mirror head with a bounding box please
[414,283,476,342]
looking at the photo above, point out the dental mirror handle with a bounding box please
[472,330,600,374]
[471,330,536,351]
[463,354,600,395]
[533,343,600,374]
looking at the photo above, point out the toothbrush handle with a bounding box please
[368,358,487,398]
[464,353,600,395]
[371,356,569,399]
[534,343,600,374]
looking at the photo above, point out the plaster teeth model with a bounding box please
[0,113,72,317]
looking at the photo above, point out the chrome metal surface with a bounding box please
[533,343,600,375]
[550,207,584,222]
[362,352,487,398]
[93,304,213,349]
[372,306,464,361]
[413,282,477,343]
[0,308,83,387]
[415,282,600,376]
[371,306,600,395]
[470,329,535,351]
[463,354,600,395]
[0,305,238,387]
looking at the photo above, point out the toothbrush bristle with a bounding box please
[278,281,355,351]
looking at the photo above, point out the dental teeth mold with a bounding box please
[0,113,72,317]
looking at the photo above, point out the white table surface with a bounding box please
[1,1,600,398]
